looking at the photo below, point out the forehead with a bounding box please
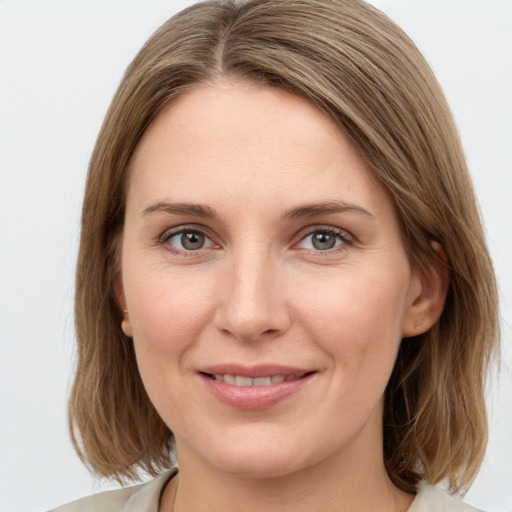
[127,81,391,219]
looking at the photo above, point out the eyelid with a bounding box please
[158,224,219,253]
[159,223,212,240]
[294,225,354,251]
[156,223,354,255]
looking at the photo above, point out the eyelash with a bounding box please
[159,226,217,256]
[296,226,353,255]
[158,225,354,256]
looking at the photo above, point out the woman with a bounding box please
[52,0,500,510]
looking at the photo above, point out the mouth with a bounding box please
[201,372,313,387]
[198,367,316,410]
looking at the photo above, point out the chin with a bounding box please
[198,434,321,480]
[214,453,307,480]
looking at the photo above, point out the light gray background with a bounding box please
[1,1,511,511]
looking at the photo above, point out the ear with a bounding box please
[402,241,449,337]
[114,276,133,338]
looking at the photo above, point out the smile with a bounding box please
[207,374,305,386]
[199,368,315,410]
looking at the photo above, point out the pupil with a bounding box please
[312,232,336,250]
[181,232,205,250]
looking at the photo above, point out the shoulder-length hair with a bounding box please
[70,0,499,493]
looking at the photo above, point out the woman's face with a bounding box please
[120,81,424,479]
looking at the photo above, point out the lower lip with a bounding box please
[200,374,314,410]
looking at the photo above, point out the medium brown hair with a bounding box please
[70,0,500,493]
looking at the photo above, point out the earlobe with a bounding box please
[114,277,133,338]
[402,242,450,338]
[121,316,133,338]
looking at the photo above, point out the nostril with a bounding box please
[212,284,292,342]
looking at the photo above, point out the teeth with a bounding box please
[211,374,300,386]
[235,375,253,386]
[224,374,236,385]
[253,377,271,386]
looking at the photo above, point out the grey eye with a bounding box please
[311,232,337,250]
[166,230,213,251]
[297,229,347,251]
[180,231,205,250]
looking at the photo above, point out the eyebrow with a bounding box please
[141,200,375,221]
[281,201,375,220]
[142,202,217,218]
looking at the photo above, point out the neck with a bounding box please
[160,426,414,512]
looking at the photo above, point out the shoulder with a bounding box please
[48,470,176,512]
[409,483,484,512]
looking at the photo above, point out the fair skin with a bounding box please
[118,81,446,512]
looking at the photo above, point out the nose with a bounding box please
[213,250,291,343]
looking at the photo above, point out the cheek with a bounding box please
[127,266,213,344]
[296,265,410,376]
[124,269,216,420]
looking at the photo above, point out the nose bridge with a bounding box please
[215,243,289,342]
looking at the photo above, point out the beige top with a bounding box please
[49,471,483,512]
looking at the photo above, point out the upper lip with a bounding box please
[198,364,313,379]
